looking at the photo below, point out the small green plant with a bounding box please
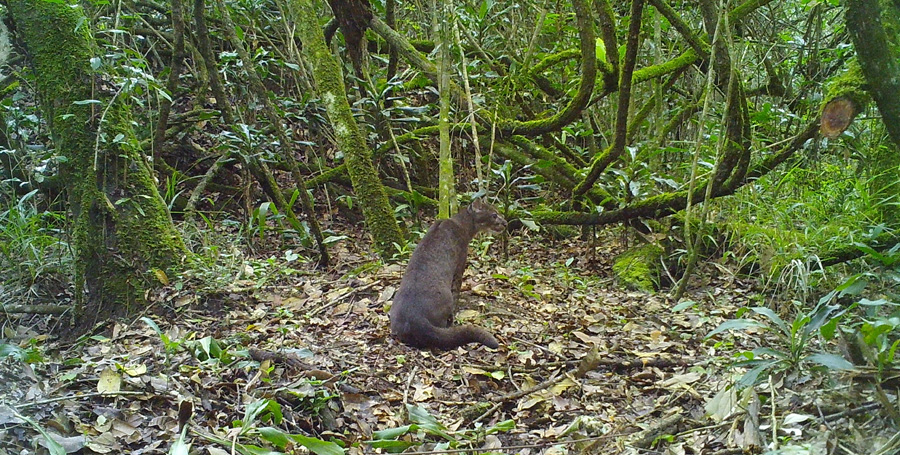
[142,317,185,355]
[707,299,853,389]
[0,196,70,299]
[198,398,343,455]
[368,404,515,452]
[853,312,900,377]
[250,201,281,239]
[286,384,340,416]
[164,171,190,211]
[0,341,44,363]
[185,336,250,366]
[390,231,419,262]
[492,267,540,299]
[9,407,66,455]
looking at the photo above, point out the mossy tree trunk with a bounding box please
[846,0,900,224]
[294,0,403,256]
[8,0,187,330]
[437,0,455,218]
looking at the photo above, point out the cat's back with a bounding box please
[405,220,461,276]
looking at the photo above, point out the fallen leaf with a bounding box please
[97,368,121,394]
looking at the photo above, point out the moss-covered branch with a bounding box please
[648,0,709,58]
[572,0,643,199]
[497,0,596,137]
[534,120,818,227]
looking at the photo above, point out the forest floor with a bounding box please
[0,227,889,454]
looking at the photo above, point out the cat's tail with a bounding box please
[406,323,499,350]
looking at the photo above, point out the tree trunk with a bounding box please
[846,0,900,146]
[846,0,900,224]
[8,0,187,331]
[294,0,403,256]
[437,0,455,218]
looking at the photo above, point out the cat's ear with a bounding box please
[469,199,485,211]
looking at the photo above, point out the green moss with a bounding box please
[822,60,870,110]
[612,243,664,292]
[529,49,580,74]
[10,0,186,325]
[633,49,698,84]
[729,0,777,23]
[295,0,403,256]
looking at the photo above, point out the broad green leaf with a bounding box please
[258,427,290,449]
[749,307,788,334]
[595,37,607,63]
[751,347,790,360]
[837,274,868,296]
[671,300,696,312]
[805,353,853,370]
[820,318,838,340]
[290,434,344,455]
[323,235,349,245]
[706,319,766,339]
[889,339,900,364]
[13,409,66,455]
[485,419,515,434]
[0,343,24,360]
[243,399,271,427]
[406,404,441,428]
[237,444,281,455]
[858,298,896,307]
[520,219,539,231]
[366,439,418,452]
[405,405,454,440]
[807,304,843,333]
[736,359,779,389]
[790,315,811,338]
[142,317,163,334]
[372,424,414,440]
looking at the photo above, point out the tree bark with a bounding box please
[437,0,455,218]
[572,0,639,198]
[294,0,403,256]
[846,0,900,224]
[152,0,187,162]
[846,0,900,146]
[8,0,187,331]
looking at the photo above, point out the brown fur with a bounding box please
[389,200,507,350]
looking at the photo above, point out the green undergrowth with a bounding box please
[713,158,882,291]
[0,195,71,303]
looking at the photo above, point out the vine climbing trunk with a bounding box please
[8,0,187,332]
[294,0,403,256]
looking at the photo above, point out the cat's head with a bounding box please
[468,199,508,233]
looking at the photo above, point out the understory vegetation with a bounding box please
[2,0,900,454]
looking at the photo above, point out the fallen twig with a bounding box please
[0,304,69,315]
[15,391,146,409]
